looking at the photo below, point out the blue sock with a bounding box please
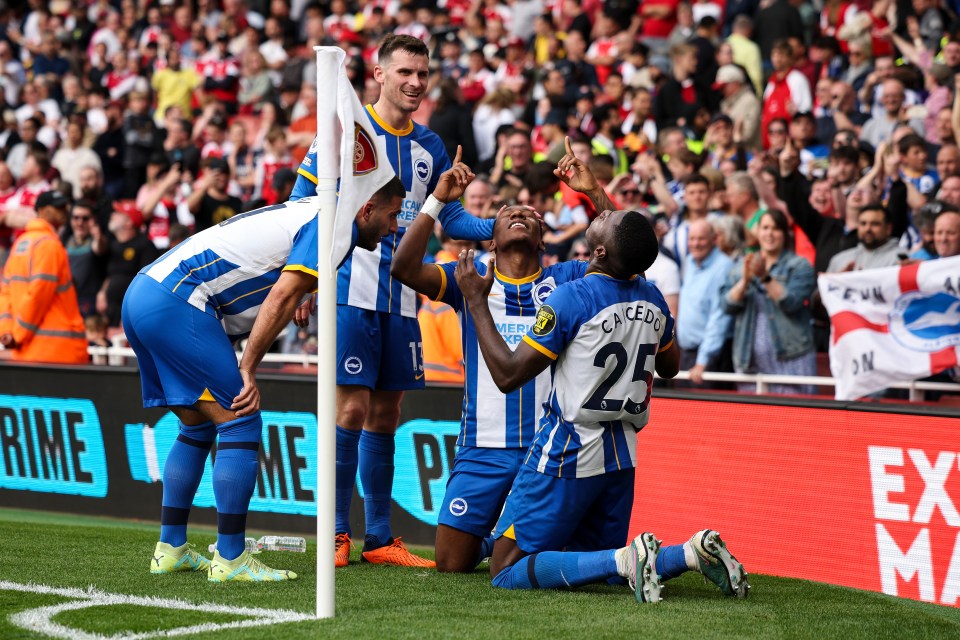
[160,421,214,547]
[358,430,394,547]
[474,537,495,568]
[656,544,690,581]
[336,426,361,536]
[212,413,263,560]
[491,551,618,589]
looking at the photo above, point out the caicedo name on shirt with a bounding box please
[602,302,663,334]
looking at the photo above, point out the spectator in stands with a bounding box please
[721,209,817,395]
[661,173,716,266]
[678,218,734,387]
[861,79,923,149]
[163,118,201,179]
[934,210,960,258]
[910,202,947,260]
[429,77,479,170]
[827,203,902,272]
[62,199,108,318]
[186,158,242,231]
[6,116,45,180]
[816,81,868,148]
[3,149,53,231]
[122,90,160,198]
[716,65,760,151]
[152,47,202,127]
[654,43,706,131]
[491,128,534,190]
[762,40,812,150]
[463,179,495,218]
[726,15,762,95]
[93,100,126,200]
[725,171,764,250]
[76,165,113,232]
[899,133,939,197]
[52,119,102,200]
[99,201,159,328]
[590,103,627,174]
[937,145,960,183]
[0,190,87,364]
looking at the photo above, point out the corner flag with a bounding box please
[328,49,395,270]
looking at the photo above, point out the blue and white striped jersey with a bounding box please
[435,259,587,449]
[291,104,493,318]
[521,273,675,478]
[141,198,319,341]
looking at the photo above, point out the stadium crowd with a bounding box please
[0,0,959,395]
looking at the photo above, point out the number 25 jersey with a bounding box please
[522,273,675,478]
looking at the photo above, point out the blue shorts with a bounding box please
[437,447,526,538]
[493,464,635,554]
[122,275,242,409]
[336,306,424,390]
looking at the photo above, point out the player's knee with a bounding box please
[337,401,368,430]
[365,405,401,432]
[435,551,475,574]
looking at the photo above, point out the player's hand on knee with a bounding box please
[231,368,260,416]
[293,296,316,328]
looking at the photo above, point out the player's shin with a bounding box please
[212,413,263,560]
[159,420,215,547]
[491,551,619,589]
[335,425,361,535]
[358,430,395,548]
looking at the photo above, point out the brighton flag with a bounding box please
[319,48,395,270]
[818,256,960,400]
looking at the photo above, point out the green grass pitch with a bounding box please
[1,508,959,639]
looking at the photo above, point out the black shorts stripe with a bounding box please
[527,553,540,589]
[177,434,214,450]
[218,512,248,535]
[161,506,191,526]
[217,441,260,451]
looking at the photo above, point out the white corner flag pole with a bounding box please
[314,46,340,619]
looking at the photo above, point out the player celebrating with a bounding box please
[292,34,494,567]
[391,141,619,572]
[125,179,404,582]
[454,210,749,601]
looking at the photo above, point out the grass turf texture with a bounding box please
[1,509,959,639]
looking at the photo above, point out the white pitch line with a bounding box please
[1,580,315,640]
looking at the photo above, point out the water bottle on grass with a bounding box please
[208,536,306,554]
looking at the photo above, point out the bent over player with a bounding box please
[292,35,494,566]
[124,178,404,582]
[454,210,749,602]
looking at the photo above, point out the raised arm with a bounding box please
[454,251,553,391]
[554,136,618,213]
[392,146,476,299]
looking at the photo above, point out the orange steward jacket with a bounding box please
[418,296,464,384]
[0,218,88,363]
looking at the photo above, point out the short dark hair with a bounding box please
[829,145,859,164]
[374,175,406,203]
[72,199,96,214]
[682,173,710,189]
[860,201,892,224]
[897,133,927,156]
[591,103,618,126]
[379,34,429,65]
[615,211,659,275]
[772,39,793,57]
